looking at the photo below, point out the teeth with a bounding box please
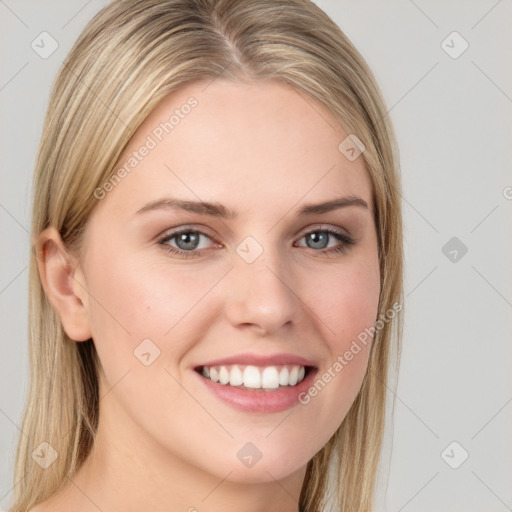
[219,366,230,385]
[261,367,279,389]
[289,366,299,386]
[243,366,261,388]
[200,364,308,389]
[209,367,218,382]
[229,366,243,386]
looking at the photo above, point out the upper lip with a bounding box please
[195,352,317,369]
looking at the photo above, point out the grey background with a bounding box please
[1,1,511,510]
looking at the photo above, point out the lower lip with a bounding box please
[194,367,318,413]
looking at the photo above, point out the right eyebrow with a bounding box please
[135,197,238,219]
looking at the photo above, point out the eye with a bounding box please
[158,228,219,258]
[295,228,355,255]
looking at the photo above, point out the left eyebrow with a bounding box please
[297,196,368,215]
[134,195,368,218]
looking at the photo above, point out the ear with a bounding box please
[34,226,92,342]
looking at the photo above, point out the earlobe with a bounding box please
[34,227,92,342]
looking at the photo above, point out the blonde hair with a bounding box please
[12,1,403,510]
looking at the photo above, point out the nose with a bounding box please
[223,246,300,336]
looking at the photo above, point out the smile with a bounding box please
[197,364,309,390]
[194,363,318,413]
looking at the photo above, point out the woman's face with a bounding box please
[74,79,380,483]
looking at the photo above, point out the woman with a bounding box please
[12,0,403,510]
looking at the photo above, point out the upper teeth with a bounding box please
[201,364,306,389]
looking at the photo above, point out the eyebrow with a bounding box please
[135,195,368,218]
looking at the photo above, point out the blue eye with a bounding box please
[297,229,355,254]
[171,231,201,251]
[158,229,215,258]
[158,227,355,259]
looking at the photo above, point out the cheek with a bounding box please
[84,247,207,340]
[308,255,381,349]
[297,254,380,427]
[83,246,230,385]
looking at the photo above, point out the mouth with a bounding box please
[194,364,315,391]
[192,352,319,413]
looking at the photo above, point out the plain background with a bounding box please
[1,1,511,510]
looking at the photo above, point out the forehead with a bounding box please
[94,79,373,219]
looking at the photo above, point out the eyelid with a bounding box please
[295,223,352,239]
[157,224,219,241]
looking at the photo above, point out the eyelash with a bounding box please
[157,227,356,259]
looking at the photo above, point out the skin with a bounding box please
[33,79,380,512]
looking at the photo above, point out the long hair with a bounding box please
[11,1,403,510]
